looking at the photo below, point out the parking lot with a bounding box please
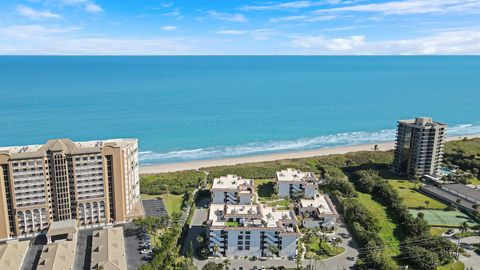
[142,199,168,217]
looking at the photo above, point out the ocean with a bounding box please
[1,56,480,165]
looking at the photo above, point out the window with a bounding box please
[238,246,243,250]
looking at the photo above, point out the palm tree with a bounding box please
[424,200,430,209]
[213,244,220,257]
[267,244,280,257]
[456,198,462,209]
[196,234,204,245]
[332,238,343,253]
[318,234,328,247]
[460,221,469,234]
[456,222,469,259]
[223,258,231,270]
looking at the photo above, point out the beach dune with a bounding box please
[139,135,480,174]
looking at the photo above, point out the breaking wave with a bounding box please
[139,122,480,165]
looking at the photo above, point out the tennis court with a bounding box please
[409,209,478,227]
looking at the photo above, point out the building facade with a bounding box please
[392,117,447,178]
[207,204,300,259]
[211,175,255,205]
[276,168,317,199]
[0,138,142,239]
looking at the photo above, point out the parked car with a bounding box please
[460,243,475,250]
[443,229,456,238]
[140,249,152,254]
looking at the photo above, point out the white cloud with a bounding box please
[59,0,103,13]
[0,25,76,39]
[241,1,341,11]
[0,26,190,55]
[84,2,102,13]
[315,0,480,15]
[269,15,336,23]
[161,25,177,31]
[207,11,247,23]
[216,30,248,35]
[163,8,183,19]
[291,30,480,54]
[292,35,365,50]
[17,5,61,20]
[214,29,278,41]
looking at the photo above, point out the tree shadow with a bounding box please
[257,182,274,198]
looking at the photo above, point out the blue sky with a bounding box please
[0,0,479,54]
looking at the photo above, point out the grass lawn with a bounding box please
[159,193,184,215]
[266,198,291,209]
[141,194,160,200]
[387,180,448,210]
[470,178,480,185]
[437,261,465,270]
[305,236,345,259]
[356,192,401,256]
[430,226,451,236]
[226,221,239,227]
[410,209,479,227]
[255,179,275,201]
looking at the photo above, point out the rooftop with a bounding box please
[299,193,338,216]
[398,117,447,128]
[443,183,480,201]
[211,174,254,191]
[0,240,29,270]
[37,239,77,270]
[47,219,78,238]
[91,226,127,270]
[276,168,317,183]
[0,138,137,160]
[208,203,298,233]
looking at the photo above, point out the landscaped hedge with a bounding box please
[140,170,206,195]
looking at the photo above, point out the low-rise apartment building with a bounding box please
[298,193,338,229]
[0,240,29,269]
[276,168,317,198]
[207,203,300,259]
[211,175,255,204]
[0,138,143,239]
[90,226,127,270]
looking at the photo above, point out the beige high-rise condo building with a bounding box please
[392,117,447,178]
[0,138,142,239]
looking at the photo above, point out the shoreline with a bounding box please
[139,134,480,174]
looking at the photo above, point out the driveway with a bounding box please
[181,208,208,256]
[451,236,480,269]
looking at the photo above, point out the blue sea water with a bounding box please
[1,56,480,165]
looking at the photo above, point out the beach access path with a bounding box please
[139,135,480,174]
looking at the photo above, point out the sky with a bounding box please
[0,0,480,55]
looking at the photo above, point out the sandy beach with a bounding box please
[139,134,480,174]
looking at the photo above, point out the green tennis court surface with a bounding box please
[409,209,478,227]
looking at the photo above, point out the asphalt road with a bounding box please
[452,235,480,269]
